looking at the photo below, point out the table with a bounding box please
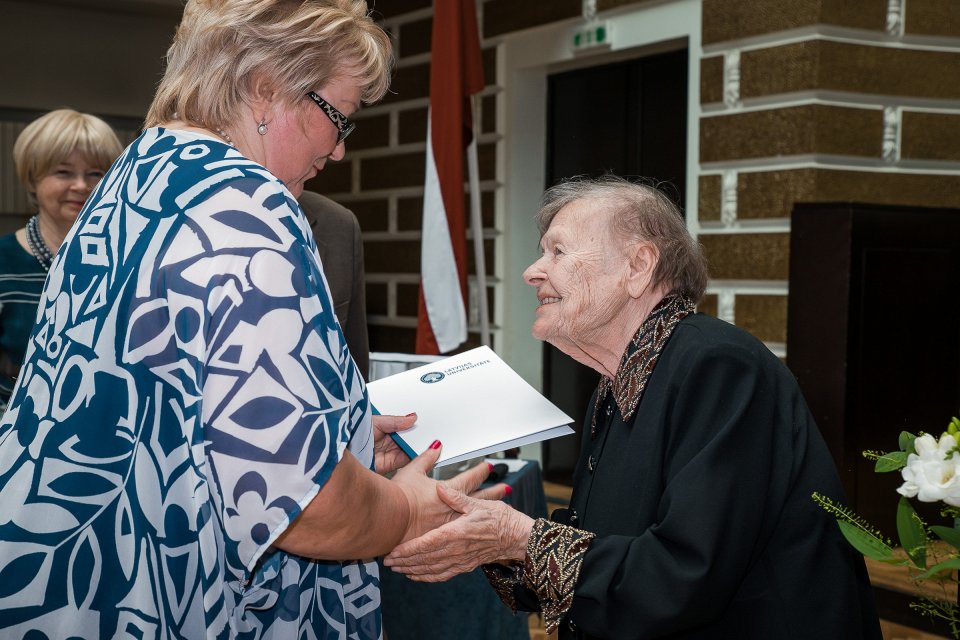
[380,460,547,640]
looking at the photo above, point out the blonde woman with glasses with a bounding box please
[0,108,121,409]
[0,1,502,638]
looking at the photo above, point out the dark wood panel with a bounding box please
[788,203,960,538]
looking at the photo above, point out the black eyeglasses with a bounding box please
[306,91,355,144]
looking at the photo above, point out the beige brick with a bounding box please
[700,105,882,163]
[738,169,960,219]
[741,41,960,101]
[703,0,886,45]
[701,56,724,105]
[700,233,791,280]
[901,112,960,162]
[905,0,960,37]
[699,175,722,222]
[736,295,787,343]
[697,293,718,317]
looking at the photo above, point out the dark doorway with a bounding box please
[541,47,688,482]
[787,202,960,538]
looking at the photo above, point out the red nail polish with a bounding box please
[406,412,416,417]
[430,440,441,450]
[487,462,494,472]
[503,485,512,496]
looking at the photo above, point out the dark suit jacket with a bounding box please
[298,190,370,380]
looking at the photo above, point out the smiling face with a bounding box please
[263,75,361,197]
[33,150,105,229]
[522,198,632,347]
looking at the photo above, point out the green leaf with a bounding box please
[874,451,908,472]
[930,525,960,552]
[896,497,927,568]
[917,557,960,581]
[949,418,960,438]
[899,431,918,455]
[837,520,895,561]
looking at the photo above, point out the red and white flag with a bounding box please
[416,0,485,354]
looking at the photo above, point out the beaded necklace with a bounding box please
[25,215,54,272]
[216,127,234,147]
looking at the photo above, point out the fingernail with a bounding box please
[503,485,512,496]
[406,412,416,417]
[430,440,441,450]
[487,462,494,472]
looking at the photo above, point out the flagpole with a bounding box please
[466,94,490,347]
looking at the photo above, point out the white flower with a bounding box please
[897,433,960,506]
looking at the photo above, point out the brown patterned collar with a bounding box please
[591,294,695,434]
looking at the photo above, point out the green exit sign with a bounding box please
[572,22,612,52]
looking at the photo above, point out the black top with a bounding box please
[523,313,881,639]
[0,232,47,403]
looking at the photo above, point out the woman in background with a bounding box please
[0,108,122,409]
[0,1,499,638]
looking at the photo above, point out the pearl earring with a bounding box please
[257,120,268,135]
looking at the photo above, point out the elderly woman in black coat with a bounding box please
[385,176,881,640]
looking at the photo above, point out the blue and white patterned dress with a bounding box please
[0,128,381,639]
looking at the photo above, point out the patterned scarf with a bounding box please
[591,293,695,435]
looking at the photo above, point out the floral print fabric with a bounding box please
[0,128,380,639]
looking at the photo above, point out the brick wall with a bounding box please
[698,0,960,354]
[308,0,502,355]
[460,0,960,361]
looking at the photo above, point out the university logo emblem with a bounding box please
[420,371,445,384]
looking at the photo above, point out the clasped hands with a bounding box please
[375,413,535,582]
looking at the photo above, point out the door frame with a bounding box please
[496,0,704,391]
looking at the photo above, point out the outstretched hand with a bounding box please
[384,482,534,582]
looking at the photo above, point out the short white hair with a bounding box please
[537,176,709,302]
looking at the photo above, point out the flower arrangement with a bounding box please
[814,417,960,637]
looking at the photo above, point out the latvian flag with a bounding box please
[415,0,485,354]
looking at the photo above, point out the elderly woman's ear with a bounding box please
[624,241,659,299]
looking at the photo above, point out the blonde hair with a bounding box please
[145,0,393,131]
[537,176,709,303]
[13,108,123,195]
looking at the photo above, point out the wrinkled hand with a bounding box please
[391,445,506,544]
[373,413,417,474]
[383,483,534,582]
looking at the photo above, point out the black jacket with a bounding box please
[519,314,881,639]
